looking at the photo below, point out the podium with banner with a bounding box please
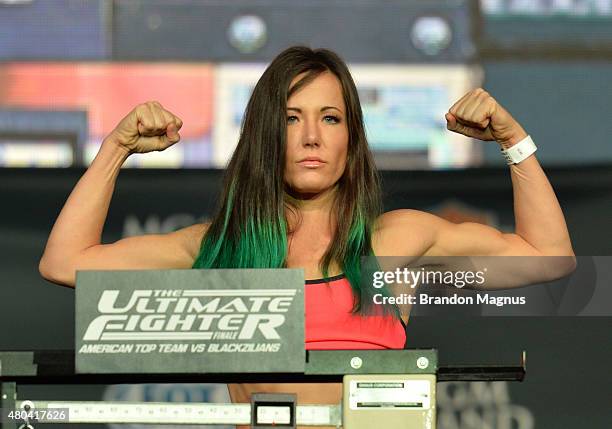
[0,269,525,428]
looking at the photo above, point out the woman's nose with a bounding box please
[302,119,321,147]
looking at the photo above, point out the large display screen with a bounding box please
[481,0,612,17]
[480,0,612,51]
[0,62,482,169]
[0,136,74,167]
[215,64,484,169]
[0,62,214,168]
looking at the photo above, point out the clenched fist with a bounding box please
[106,101,183,154]
[445,88,527,147]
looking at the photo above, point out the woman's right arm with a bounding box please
[38,101,205,288]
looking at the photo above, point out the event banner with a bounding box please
[75,269,305,374]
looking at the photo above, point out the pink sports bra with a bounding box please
[305,274,407,350]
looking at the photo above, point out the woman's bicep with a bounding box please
[83,224,206,268]
[41,223,208,288]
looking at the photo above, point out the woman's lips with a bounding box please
[298,160,325,168]
[297,158,326,168]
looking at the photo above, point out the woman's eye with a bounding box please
[287,115,339,124]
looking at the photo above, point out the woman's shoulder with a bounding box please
[375,208,444,230]
[372,209,440,256]
[171,222,210,260]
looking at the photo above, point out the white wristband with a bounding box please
[501,135,537,165]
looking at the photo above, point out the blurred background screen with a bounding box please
[480,0,612,53]
[1,0,481,169]
[1,0,610,169]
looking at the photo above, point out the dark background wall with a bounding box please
[1,165,611,428]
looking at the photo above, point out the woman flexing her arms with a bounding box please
[39,47,575,427]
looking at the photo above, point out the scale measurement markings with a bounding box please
[18,401,339,426]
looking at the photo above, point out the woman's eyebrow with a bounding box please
[321,106,343,113]
[287,106,343,113]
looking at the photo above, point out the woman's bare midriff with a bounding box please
[228,382,343,429]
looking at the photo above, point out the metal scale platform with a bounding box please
[0,348,525,428]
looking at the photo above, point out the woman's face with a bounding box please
[284,71,349,198]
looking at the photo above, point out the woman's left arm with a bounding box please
[441,88,575,258]
[378,89,576,288]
